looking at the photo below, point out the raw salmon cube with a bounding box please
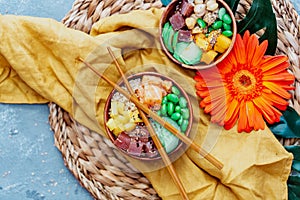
[143,84,163,106]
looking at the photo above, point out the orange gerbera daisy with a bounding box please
[194,31,295,133]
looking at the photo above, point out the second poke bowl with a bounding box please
[159,0,237,69]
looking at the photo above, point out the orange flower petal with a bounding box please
[262,61,289,75]
[202,91,226,104]
[261,92,289,106]
[204,95,225,114]
[196,67,223,78]
[261,55,288,72]
[224,106,239,130]
[253,97,282,124]
[196,90,209,99]
[263,73,295,82]
[252,40,268,66]
[246,34,259,64]
[282,85,295,90]
[261,92,289,110]
[203,80,226,88]
[194,73,203,82]
[263,81,292,99]
[222,52,238,69]
[242,30,250,46]
[246,101,255,128]
[211,105,226,125]
[238,102,249,132]
[255,104,275,124]
[252,105,265,130]
[205,86,226,97]
[225,98,239,122]
[233,34,246,65]
[200,100,207,109]
[224,100,240,130]
[217,57,234,74]
[252,97,273,116]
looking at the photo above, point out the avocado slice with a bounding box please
[150,117,180,153]
[172,31,179,51]
[173,42,189,63]
[162,22,170,40]
[166,25,175,53]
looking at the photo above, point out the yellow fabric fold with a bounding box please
[0,9,293,199]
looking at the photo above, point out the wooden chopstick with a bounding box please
[77,57,224,170]
[107,47,189,200]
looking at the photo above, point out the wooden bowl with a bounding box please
[159,0,237,70]
[103,72,193,161]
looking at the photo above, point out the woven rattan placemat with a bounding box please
[48,0,300,199]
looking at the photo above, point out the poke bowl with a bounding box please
[104,72,193,161]
[159,0,237,70]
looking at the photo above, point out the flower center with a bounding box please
[232,70,257,98]
[239,74,252,87]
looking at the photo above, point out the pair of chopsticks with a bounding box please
[78,47,224,199]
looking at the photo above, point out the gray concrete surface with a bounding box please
[0,1,93,200]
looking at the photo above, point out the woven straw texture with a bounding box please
[48,0,300,199]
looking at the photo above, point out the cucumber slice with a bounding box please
[174,42,202,65]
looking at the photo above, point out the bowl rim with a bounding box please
[103,71,193,161]
[159,0,237,70]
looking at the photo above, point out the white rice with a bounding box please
[111,78,141,111]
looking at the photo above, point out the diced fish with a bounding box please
[114,132,131,150]
[127,140,143,156]
[178,30,192,42]
[181,0,194,17]
[143,84,163,107]
[169,13,185,31]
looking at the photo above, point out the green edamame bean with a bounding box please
[171,86,180,96]
[223,23,231,30]
[181,108,190,120]
[171,112,181,121]
[197,19,207,28]
[218,7,226,20]
[167,93,179,103]
[175,105,181,113]
[157,110,162,116]
[222,30,233,37]
[222,14,232,24]
[161,103,167,116]
[178,116,183,126]
[167,102,175,116]
[212,20,223,30]
[181,119,189,132]
[179,97,187,108]
[162,96,168,104]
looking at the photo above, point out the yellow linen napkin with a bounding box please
[0,8,293,199]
